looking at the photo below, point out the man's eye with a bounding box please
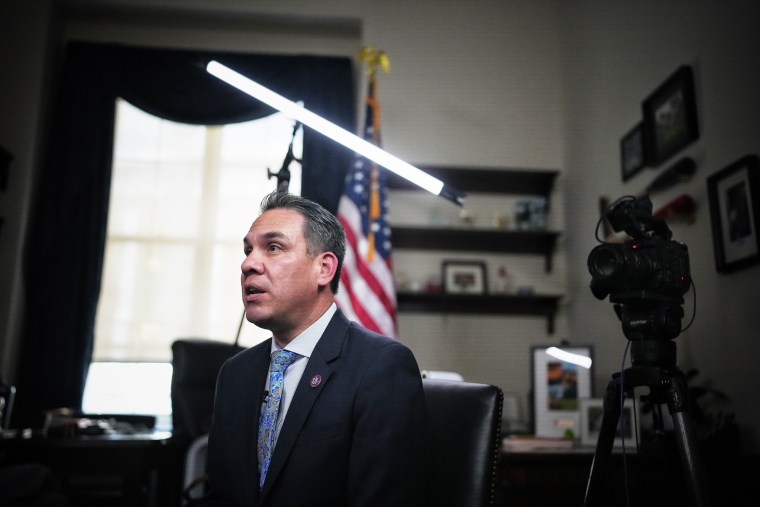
[267,244,282,252]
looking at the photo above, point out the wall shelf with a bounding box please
[390,165,563,334]
[391,226,560,272]
[396,292,561,334]
[388,165,559,197]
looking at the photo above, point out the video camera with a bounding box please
[587,195,691,342]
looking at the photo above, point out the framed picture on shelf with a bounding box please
[531,345,593,438]
[620,122,646,182]
[442,260,487,295]
[642,65,699,167]
[579,398,639,448]
[707,154,760,273]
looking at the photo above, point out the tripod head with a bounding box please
[588,195,692,368]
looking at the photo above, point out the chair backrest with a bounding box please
[423,378,503,507]
[171,339,245,438]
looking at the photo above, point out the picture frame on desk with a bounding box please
[531,345,593,438]
[442,260,487,295]
[707,154,760,273]
[579,398,639,448]
[641,65,699,167]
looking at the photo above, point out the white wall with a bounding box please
[2,0,759,451]
[357,0,568,432]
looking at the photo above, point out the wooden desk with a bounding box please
[497,448,759,507]
[0,431,185,507]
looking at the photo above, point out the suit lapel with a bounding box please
[259,310,350,500]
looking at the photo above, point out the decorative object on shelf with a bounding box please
[641,65,700,167]
[706,154,760,273]
[394,271,410,292]
[645,156,696,194]
[653,193,697,224]
[515,201,531,229]
[442,260,487,295]
[458,208,476,227]
[531,345,593,438]
[620,122,646,182]
[492,265,510,293]
[515,197,547,230]
[491,211,509,229]
[579,398,639,448]
[529,197,547,229]
[424,274,443,294]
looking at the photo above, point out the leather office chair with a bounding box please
[422,378,504,507]
[171,339,244,505]
[170,339,245,439]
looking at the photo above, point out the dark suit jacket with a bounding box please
[202,309,426,506]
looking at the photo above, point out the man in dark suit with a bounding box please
[202,191,426,506]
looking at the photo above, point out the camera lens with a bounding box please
[587,244,626,279]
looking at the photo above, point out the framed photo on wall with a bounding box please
[579,398,639,448]
[642,65,700,167]
[707,155,760,273]
[442,260,487,294]
[620,122,646,182]
[531,345,593,438]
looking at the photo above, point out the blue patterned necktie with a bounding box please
[258,349,298,489]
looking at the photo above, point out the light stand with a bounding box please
[267,121,301,193]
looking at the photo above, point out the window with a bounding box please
[83,99,302,428]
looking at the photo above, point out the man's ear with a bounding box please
[316,251,339,288]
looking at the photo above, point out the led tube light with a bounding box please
[545,347,593,369]
[206,60,464,205]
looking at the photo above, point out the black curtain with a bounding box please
[14,42,355,427]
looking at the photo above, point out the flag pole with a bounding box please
[332,46,400,337]
[358,46,389,264]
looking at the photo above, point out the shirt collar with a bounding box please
[270,303,337,359]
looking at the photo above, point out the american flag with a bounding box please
[335,81,397,338]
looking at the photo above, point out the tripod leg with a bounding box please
[668,376,711,507]
[584,377,621,507]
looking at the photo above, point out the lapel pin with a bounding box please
[310,374,322,388]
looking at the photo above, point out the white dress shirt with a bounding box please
[267,303,337,444]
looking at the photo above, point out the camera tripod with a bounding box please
[583,335,711,507]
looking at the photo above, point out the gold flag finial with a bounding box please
[357,45,390,78]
